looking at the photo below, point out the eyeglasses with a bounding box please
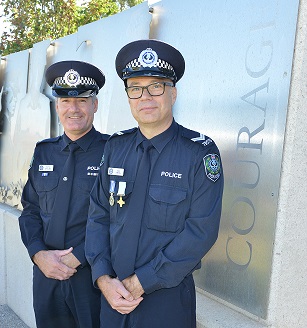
[125,82,174,99]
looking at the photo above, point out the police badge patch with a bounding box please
[203,154,221,182]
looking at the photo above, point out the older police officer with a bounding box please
[86,40,224,328]
[19,61,109,328]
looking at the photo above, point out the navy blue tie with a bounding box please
[113,139,152,280]
[45,142,79,249]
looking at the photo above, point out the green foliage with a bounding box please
[0,0,143,56]
[76,0,118,26]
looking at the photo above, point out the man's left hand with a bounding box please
[122,274,144,299]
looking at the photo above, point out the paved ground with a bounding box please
[0,305,30,328]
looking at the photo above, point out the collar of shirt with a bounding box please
[135,120,178,153]
[60,126,97,152]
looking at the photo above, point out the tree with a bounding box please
[0,0,143,56]
[76,0,118,26]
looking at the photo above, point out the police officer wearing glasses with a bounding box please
[19,61,109,328]
[85,39,224,328]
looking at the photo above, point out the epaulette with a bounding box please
[36,136,61,145]
[109,127,138,140]
[180,125,213,148]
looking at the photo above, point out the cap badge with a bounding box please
[138,48,158,68]
[64,69,80,87]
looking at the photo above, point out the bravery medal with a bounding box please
[117,181,126,208]
[109,180,115,206]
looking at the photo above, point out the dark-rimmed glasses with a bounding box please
[125,82,174,99]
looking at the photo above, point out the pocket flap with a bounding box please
[149,184,187,204]
[36,177,59,192]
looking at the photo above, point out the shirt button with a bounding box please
[63,177,68,181]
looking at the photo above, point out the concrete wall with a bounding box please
[0,204,35,328]
[266,1,307,326]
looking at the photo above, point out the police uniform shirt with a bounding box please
[20,127,109,266]
[86,120,224,294]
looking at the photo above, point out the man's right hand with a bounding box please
[97,275,143,315]
[32,247,77,280]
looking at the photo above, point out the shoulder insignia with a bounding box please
[181,126,213,147]
[203,154,221,182]
[191,134,213,146]
[109,127,138,140]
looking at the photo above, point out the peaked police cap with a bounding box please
[115,39,185,84]
[45,60,105,98]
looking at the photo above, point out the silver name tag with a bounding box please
[108,167,124,176]
[39,165,54,172]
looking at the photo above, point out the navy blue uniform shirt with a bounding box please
[86,120,223,293]
[19,127,109,266]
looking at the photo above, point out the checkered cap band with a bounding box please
[125,58,175,74]
[53,76,98,87]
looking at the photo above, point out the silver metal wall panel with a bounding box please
[0,49,29,207]
[149,0,299,318]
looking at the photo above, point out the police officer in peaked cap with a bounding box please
[86,40,224,328]
[19,60,109,328]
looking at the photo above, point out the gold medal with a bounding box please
[117,196,125,208]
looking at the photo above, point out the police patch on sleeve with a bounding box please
[203,154,221,182]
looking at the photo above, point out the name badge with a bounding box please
[108,167,124,176]
[39,165,54,172]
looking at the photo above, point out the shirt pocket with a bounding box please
[146,184,187,232]
[36,176,59,214]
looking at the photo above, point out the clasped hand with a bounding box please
[97,274,144,315]
[32,247,80,280]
